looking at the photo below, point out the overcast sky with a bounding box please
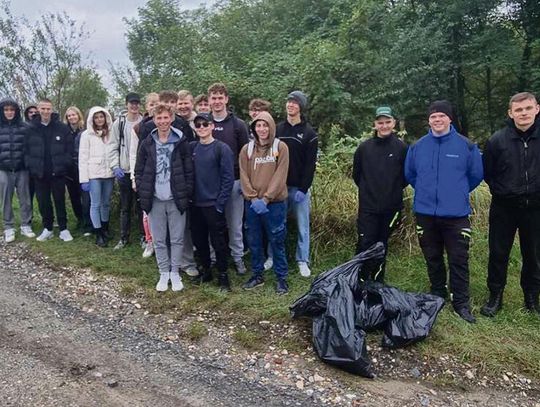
[11,0,211,90]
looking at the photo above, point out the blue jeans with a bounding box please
[245,201,288,280]
[89,178,114,228]
[287,187,311,263]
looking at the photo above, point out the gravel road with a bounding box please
[0,241,538,407]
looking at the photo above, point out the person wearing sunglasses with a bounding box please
[190,113,234,291]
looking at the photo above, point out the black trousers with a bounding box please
[487,202,540,296]
[191,206,229,274]
[34,175,67,231]
[415,214,471,308]
[356,210,400,282]
[118,174,144,241]
[65,165,83,220]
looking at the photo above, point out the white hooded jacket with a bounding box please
[78,106,114,183]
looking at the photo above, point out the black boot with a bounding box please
[524,292,540,315]
[101,221,110,242]
[194,267,212,285]
[218,271,231,292]
[480,290,503,317]
[95,228,107,247]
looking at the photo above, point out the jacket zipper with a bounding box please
[523,138,529,207]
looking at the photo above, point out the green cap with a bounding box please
[375,106,393,118]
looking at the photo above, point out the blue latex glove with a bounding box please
[294,190,306,203]
[81,182,90,192]
[113,167,125,179]
[250,199,269,215]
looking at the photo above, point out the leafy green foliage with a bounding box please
[120,0,539,144]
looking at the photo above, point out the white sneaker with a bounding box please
[20,226,36,238]
[298,261,311,277]
[156,273,170,292]
[170,272,184,292]
[264,257,273,271]
[184,266,199,277]
[36,228,54,242]
[142,243,155,258]
[4,228,16,243]
[59,229,74,242]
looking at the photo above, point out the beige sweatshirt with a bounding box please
[239,112,289,203]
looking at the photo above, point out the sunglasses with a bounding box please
[194,121,211,129]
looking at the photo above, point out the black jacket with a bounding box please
[276,117,318,193]
[135,129,194,214]
[0,98,28,172]
[353,134,408,213]
[212,112,249,180]
[483,117,540,208]
[139,114,195,144]
[26,113,73,178]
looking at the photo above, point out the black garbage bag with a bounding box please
[355,281,389,331]
[379,287,445,348]
[290,242,445,377]
[290,243,386,318]
[312,275,373,378]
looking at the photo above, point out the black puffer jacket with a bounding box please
[26,113,73,178]
[135,128,194,214]
[483,116,540,208]
[0,98,28,172]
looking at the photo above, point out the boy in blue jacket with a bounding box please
[405,100,483,323]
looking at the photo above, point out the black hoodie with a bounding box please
[0,98,29,172]
[483,116,540,208]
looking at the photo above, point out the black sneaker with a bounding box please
[276,279,289,295]
[454,306,476,324]
[243,275,264,290]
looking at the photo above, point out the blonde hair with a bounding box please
[64,106,85,130]
[177,90,193,101]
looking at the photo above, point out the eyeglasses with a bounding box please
[194,121,211,129]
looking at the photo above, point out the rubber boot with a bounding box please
[95,228,107,248]
[480,290,503,317]
[101,221,110,242]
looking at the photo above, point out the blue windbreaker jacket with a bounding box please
[405,125,483,217]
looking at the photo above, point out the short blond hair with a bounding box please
[509,92,537,109]
[153,103,174,117]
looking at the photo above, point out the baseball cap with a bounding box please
[125,92,141,103]
[194,112,213,122]
[375,106,393,119]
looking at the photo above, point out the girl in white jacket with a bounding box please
[78,106,114,247]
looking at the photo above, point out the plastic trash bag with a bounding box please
[312,274,373,378]
[290,242,444,378]
[290,243,386,318]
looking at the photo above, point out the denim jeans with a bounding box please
[287,187,311,263]
[89,178,114,228]
[245,200,288,280]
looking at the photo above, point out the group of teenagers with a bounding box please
[1,84,539,321]
[0,84,318,296]
[354,92,540,323]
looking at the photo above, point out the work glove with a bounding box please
[250,198,269,215]
[81,182,90,192]
[294,190,306,203]
[113,167,125,180]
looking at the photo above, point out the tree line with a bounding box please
[114,0,539,144]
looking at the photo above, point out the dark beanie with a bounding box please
[287,91,308,112]
[428,100,453,120]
